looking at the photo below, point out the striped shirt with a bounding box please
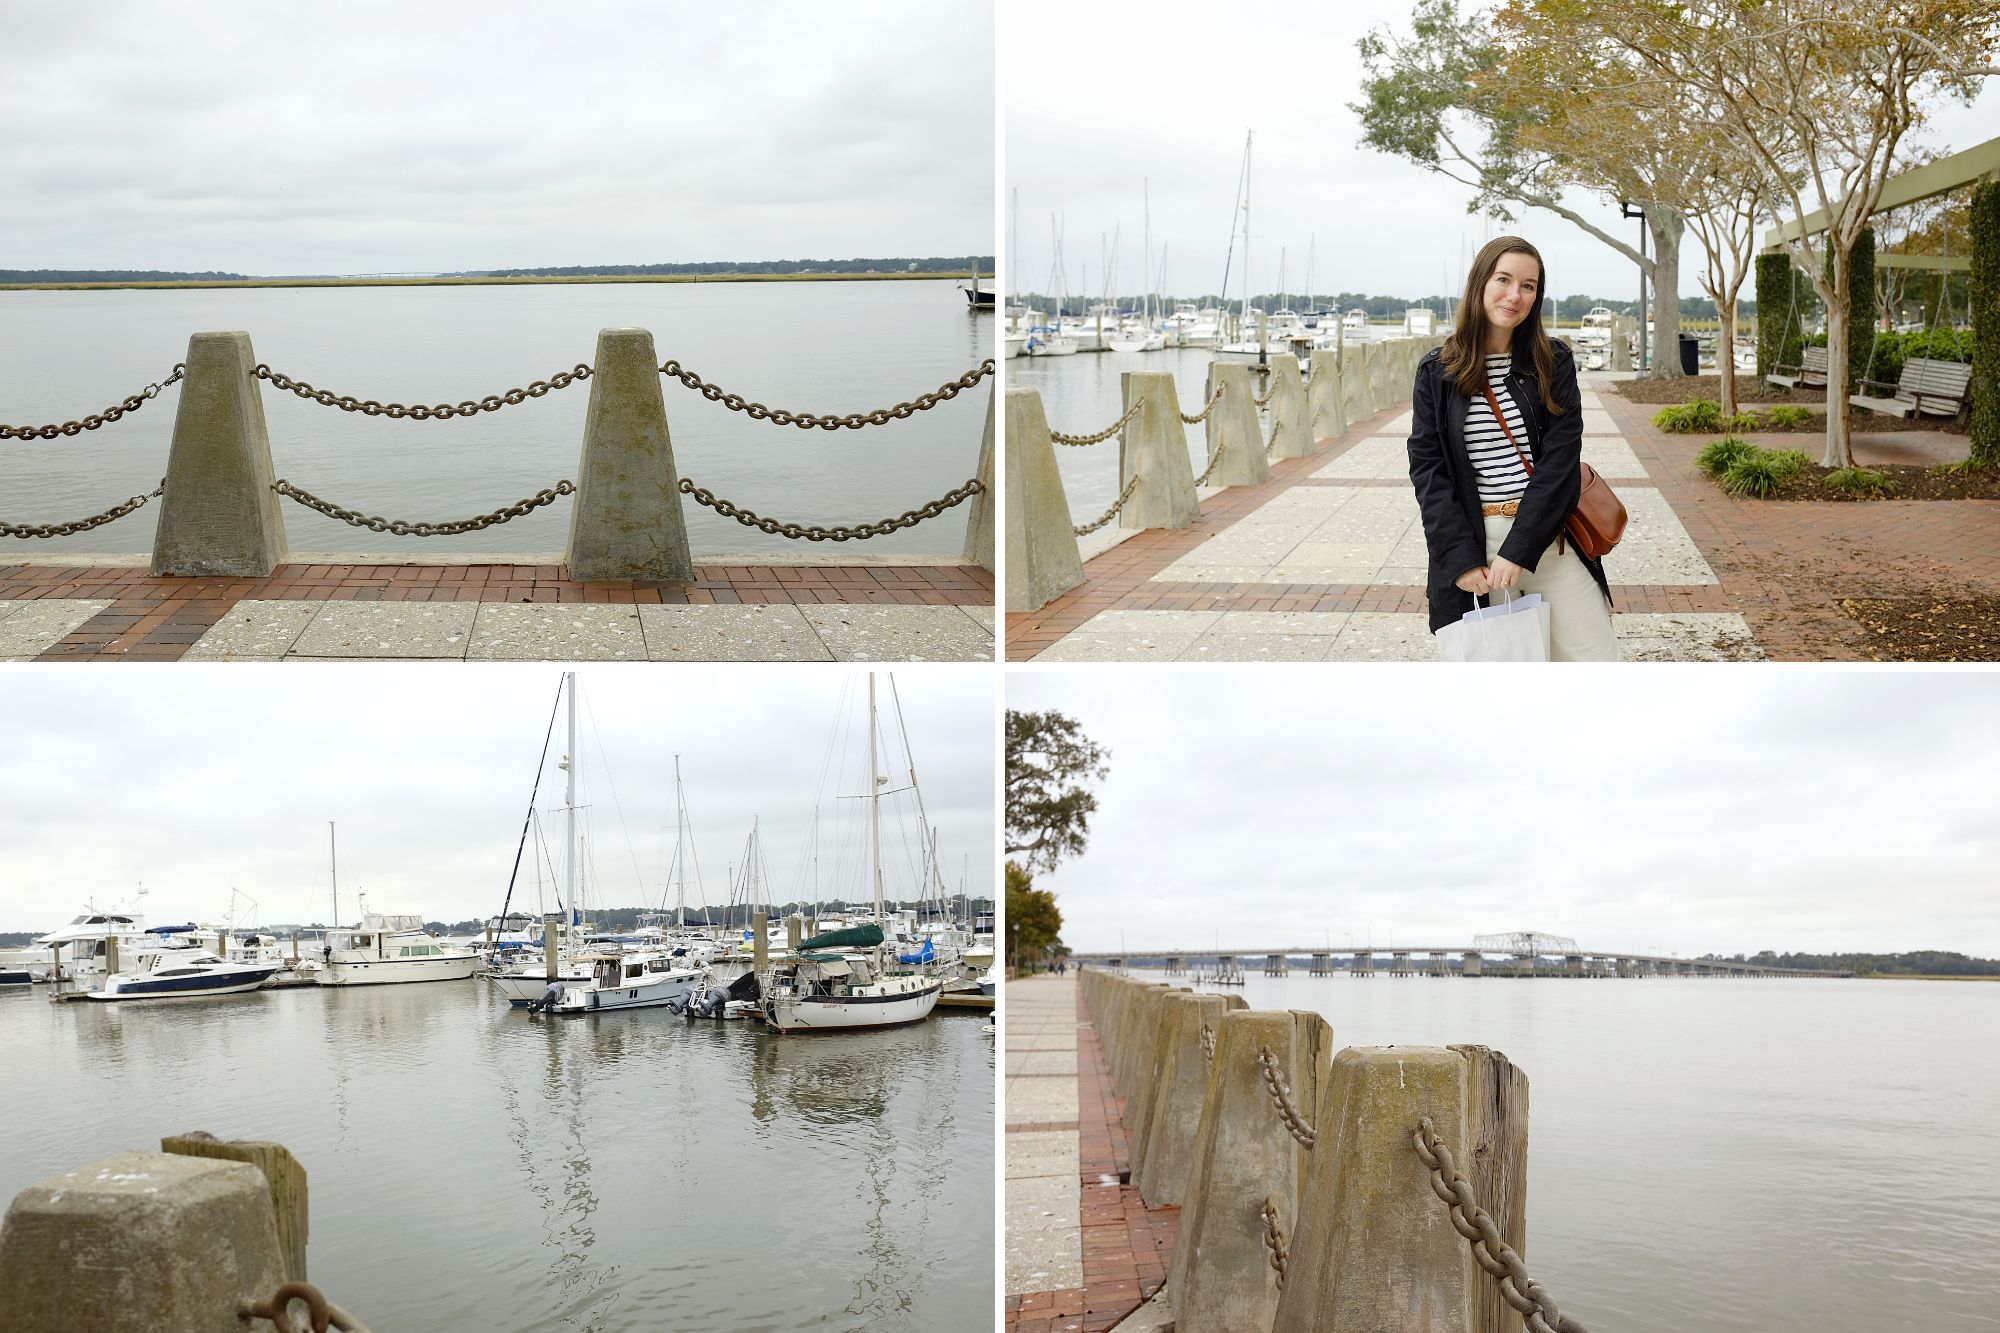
[1465,353,1532,504]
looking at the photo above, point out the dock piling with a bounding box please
[161,1133,309,1283]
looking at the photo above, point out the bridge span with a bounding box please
[1068,944,1852,980]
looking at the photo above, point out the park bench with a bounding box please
[1850,356,1974,423]
[1765,343,1828,392]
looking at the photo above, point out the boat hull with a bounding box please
[546,971,701,1014]
[319,956,480,986]
[88,965,280,1001]
[488,968,591,1006]
[764,979,943,1033]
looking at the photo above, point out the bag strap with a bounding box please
[1480,384,1533,475]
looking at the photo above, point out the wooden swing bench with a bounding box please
[1850,357,1974,423]
[1764,344,1828,392]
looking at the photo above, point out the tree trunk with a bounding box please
[1822,282,1854,468]
[1645,209,1687,379]
[1716,302,1739,418]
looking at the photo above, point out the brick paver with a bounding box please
[0,561,991,661]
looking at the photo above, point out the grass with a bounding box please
[1718,447,1810,498]
[1722,410,1763,432]
[1693,436,1759,477]
[1765,406,1816,427]
[1653,399,1723,432]
[1932,456,1993,476]
[1826,466,1898,497]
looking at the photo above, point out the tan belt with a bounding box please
[1481,500,1520,517]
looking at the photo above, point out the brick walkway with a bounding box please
[0,561,993,661]
[1006,372,1995,662]
[1005,974,1176,1333]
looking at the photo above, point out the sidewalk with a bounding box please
[1005,973,1176,1333]
[0,560,993,661]
[1008,378,1754,662]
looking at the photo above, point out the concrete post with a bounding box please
[1170,1010,1336,1333]
[1365,343,1390,413]
[0,1151,288,1332]
[1136,991,1247,1206]
[1307,350,1347,445]
[1265,358,1312,460]
[1341,347,1376,423]
[1201,363,1271,488]
[151,331,287,577]
[1120,372,1201,528]
[1003,389,1084,613]
[544,913,560,981]
[1125,992,1199,1154]
[1272,1045,1529,1333]
[961,389,996,573]
[1462,950,1483,977]
[565,327,694,582]
[161,1135,308,1283]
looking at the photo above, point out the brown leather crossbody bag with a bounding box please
[1481,384,1626,560]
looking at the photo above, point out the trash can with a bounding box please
[1679,333,1699,375]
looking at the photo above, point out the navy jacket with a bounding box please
[1406,337,1611,633]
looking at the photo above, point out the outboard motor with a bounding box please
[528,982,566,1014]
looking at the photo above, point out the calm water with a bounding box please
[0,281,992,557]
[0,981,993,1333]
[1177,973,2000,1332]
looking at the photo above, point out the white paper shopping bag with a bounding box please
[1436,591,1551,662]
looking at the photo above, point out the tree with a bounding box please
[1354,0,1692,376]
[1005,708,1110,873]
[1558,0,2000,466]
[1005,862,1064,971]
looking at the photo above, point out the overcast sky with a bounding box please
[0,666,995,933]
[1003,0,1998,303]
[1007,670,2000,959]
[4,0,993,275]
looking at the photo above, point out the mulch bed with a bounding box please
[1760,462,2000,502]
[1610,374,1966,431]
[1838,594,2000,661]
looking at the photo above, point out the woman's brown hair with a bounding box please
[1439,235,1566,416]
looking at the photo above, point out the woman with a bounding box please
[1407,235,1617,660]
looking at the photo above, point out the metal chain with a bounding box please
[678,476,983,542]
[1179,386,1225,424]
[272,478,575,536]
[1,482,163,539]
[254,363,591,419]
[1072,473,1141,537]
[1413,1117,1589,1333]
[1260,1195,1290,1290]
[1193,440,1230,488]
[659,358,993,430]
[1254,383,1279,408]
[1200,1023,1216,1064]
[238,1280,371,1333]
[1051,397,1143,446]
[0,365,184,439]
[1257,1046,1318,1149]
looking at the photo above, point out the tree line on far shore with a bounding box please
[0,256,995,284]
[1704,950,2000,977]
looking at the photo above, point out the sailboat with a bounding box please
[759,674,943,1033]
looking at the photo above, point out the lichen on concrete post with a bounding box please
[565,327,693,582]
[1004,389,1083,613]
[1202,363,1271,489]
[151,331,287,577]
[0,1151,287,1332]
[1308,350,1347,446]
[962,389,996,573]
[1266,358,1312,460]
[1171,1009,1335,1333]
[1135,990,1248,1206]
[1119,371,1201,528]
[1272,1045,1529,1333]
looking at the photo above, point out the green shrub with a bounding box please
[1766,406,1816,427]
[1901,327,1974,365]
[1932,456,1991,476]
[1826,466,1897,496]
[1694,436,1758,477]
[1861,331,1904,386]
[1723,411,1763,431]
[1654,399,1724,433]
[1765,449,1811,480]
[1719,446,1810,498]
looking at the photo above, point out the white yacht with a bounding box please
[318,913,480,986]
[1404,307,1438,336]
[1341,308,1370,340]
[1575,307,1616,347]
[88,942,280,1002]
[527,951,705,1015]
[30,910,169,982]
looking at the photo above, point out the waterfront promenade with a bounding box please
[1007,373,1995,662]
[1006,972,1173,1333]
[0,558,992,661]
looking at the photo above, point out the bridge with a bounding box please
[1068,930,1852,979]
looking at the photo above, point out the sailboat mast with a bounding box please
[328,821,339,927]
[673,753,686,929]
[563,671,577,927]
[869,672,883,922]
[1142,177,1151,326]
[1244,130,1254,328]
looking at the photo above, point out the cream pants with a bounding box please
[1472,515,1620,662]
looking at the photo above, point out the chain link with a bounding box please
[272,479,574,536]
[1179,386,1225,424]
[1,365,184,440]
[660,358,993,430]
[1051,397,1143,446]
[1200,1023,1216,1064]
[1,482,163,539]
[254,363,591,419]
[1257,1045,1318,1149]
[1193,440,1230,488]
[1072,473,1141,537]
[1413,1117,1588,1333]
[678,476,982,542]
[1254,382,1279,408]
[1260,1195,1290,1290]
[238,1279,371,1333]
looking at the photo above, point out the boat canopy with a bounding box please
[361,913,425,932]
[798,924,884,951]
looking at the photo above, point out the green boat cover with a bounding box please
[797,924,884,951]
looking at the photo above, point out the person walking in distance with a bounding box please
[1407,235,1617,660]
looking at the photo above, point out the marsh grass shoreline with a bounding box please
[0,271,994,293]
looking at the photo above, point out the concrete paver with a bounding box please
[0,599,114,659]
[634,604,833,662]
[287,602,480,659]
[799,604,996,662]
[468,604,648,660]
[180,601,320,661]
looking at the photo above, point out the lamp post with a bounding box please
[1012,921,1020,978]
[1621,200,1649,371]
